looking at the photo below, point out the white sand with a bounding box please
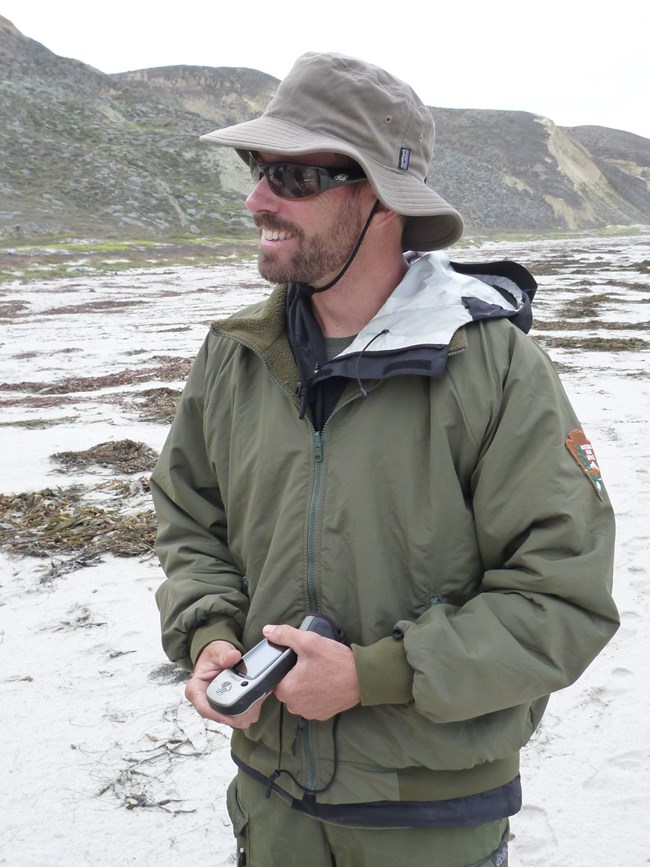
[1,236,648,866]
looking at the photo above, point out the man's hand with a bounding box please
[263,624,360,720]
[185,640,264,729]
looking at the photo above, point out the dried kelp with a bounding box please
[535,335,649,352]
[0,356,192,395]
[0,485,156,562]
[132,387,181,424]
[52,439,158,474]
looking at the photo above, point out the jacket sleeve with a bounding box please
[354,321,619,722]
[152,336,248,670]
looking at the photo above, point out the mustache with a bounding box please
[254,214,301,236]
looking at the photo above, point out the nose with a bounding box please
[245,173,279,214]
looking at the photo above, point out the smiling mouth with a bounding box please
[261,229,295,241]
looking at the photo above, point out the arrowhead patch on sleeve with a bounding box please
[566,429,604,500]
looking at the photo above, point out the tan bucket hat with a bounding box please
[200,52,464,251]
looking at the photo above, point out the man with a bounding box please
[152,53,619,866]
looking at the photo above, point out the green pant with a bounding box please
[227,772,509,867]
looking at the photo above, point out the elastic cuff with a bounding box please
[352,636,414,706]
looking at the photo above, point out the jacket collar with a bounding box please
[213,251,536,410]
[329,252,533,362]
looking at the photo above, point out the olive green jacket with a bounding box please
[153,260,618,807]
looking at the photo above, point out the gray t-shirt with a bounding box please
[324,336,356,360]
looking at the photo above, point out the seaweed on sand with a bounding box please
[0,483,156,569]
[51,439,158,474]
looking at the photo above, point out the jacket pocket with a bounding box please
[528,695,550,735]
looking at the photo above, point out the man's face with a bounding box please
[245,151,370,287]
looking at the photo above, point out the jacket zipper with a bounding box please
[302,393,372,793]
[306,429,323,611]
[218,332,369,794]
[304,428,324,792]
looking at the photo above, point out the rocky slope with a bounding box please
[1,15,648,243]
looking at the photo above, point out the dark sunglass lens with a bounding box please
[268,165,320,199]
[250,159,362,199]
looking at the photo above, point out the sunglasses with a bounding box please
[248,153,367,200]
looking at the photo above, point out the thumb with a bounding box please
[262,623,300,649]
[196,640,241,674]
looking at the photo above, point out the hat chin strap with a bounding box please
[303,199,381,295]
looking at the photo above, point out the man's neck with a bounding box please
[310,254,408,337]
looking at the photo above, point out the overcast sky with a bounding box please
[3,1,649,139]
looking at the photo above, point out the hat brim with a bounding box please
[200,116,464,251]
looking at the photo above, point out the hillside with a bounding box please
[0,16,276,242]
[1,15,649,243]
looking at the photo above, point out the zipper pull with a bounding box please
[291,718,305,753]
[313,432,323,462]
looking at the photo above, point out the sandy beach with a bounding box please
[1,234,649,865]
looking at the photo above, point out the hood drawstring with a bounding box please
[355,328,389,397]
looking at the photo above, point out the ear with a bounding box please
[371,201,402,227]
[371,203,406,240]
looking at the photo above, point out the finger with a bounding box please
[185,673,251,724]
[262,623,303,650]
[194,686,264,729]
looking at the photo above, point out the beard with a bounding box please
[255,198,364,287]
